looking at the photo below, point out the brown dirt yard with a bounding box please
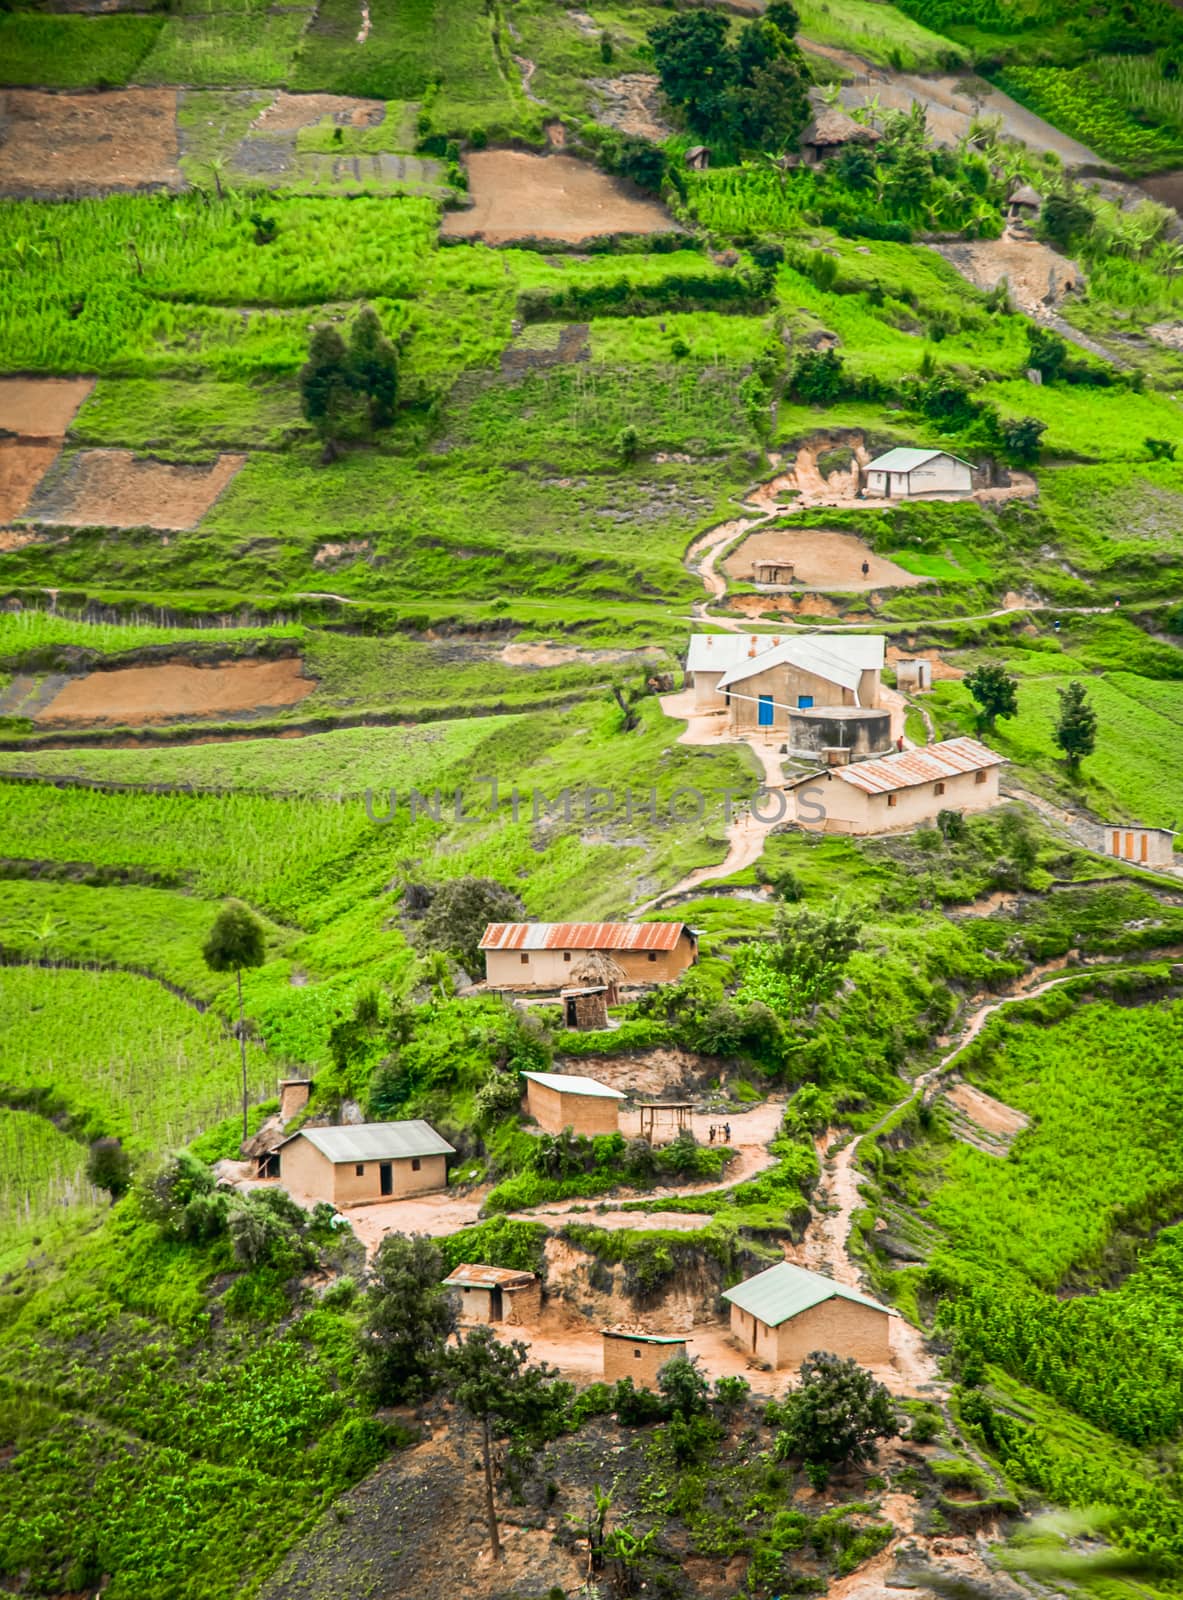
[1,441,63,523]
[724,526,925,592]
[0,89,180,196]
[0,376,95,438]
[251,92,386,133]
[28,449,245,529]
[36,658,317,726]
[935,234,1080,315]
[440,151,673,243]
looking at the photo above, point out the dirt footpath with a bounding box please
[725,526,924,593]
[0,89,181,196]
[28,449,245,529]
[441,151,673,243]
[36,658,317,725]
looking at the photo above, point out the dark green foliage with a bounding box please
[964,662,1019,733]
[417,876,526,978]
[1146,436,1176,461]
[1026,323,1069,381]
[299,324,352,455]
[658,1353,711,1418]
[618,423,639,463]
[774,1352,898,1467]
[348,305,399,430]
[602,136,667,195]
[201,899,265,975]
[612,1375,670,1425]
[791,347,845,404]
[87,1136,131,1200]
[999,415,1047,465]
[1039,188,1095,250]
[249,212,278,246]
[599,29,613,64]
[1053,680,1098,771]
[362,1233,454,1404]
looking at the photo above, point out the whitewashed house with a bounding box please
[864,448,973,499]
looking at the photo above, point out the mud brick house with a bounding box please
[521,1070,625,1136]
[275,1120,454,1207]
[480,921,698,989]
[791,736,1003,836]
[443,1264,541,1328]
[723,1262,896,1369]
[864,447,973,499]
[602,1328,688,1389]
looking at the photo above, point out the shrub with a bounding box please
[86,1136,131,1200]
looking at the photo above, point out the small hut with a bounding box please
[561,984,609,1031]
[752,557,794,587]
[800,109,880,167]
[602,1328,688,1389]
[638,1102,694,1144]
[685,145,710,171]
[570,949,627,1007]
[1007,183,1042,225]
[443,1264,541,1327]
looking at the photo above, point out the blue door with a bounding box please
[758,695,774,727]
[798,695,814,709]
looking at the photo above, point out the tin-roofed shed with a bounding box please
[443,1264,541,1327]
[522,1070,625,1136]
[276,1119,455,1207]
[723,1262,896,1369]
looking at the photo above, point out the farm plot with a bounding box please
[0,1108,95,1232]
[0,377,96,524]
[33,657,318,726]
[0,89,180,197]
[25,449,245,529]
[224,91,447,196]
[441,151,674,244]
[723,526,926,592]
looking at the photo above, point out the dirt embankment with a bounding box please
[0,377,96,524]
[33,658,318,726]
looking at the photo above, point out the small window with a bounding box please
[975,769,987,785]
[411,1157,421,1172]
[887,793,898,809]
[934,781,946,796]
[355,1164,365,1176]
[634,1348,642,1359]
[648,951,658,962]
[563,951,572,962]
[520,953,529,965]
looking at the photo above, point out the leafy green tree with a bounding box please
[884,136,932,208]
[202,900,266,1141]
[86,1137,131,1201]
[649,3,810,149]
[832,141,876,190]
[440,1326,570,1559]
[617,423,639,463]
[649,9,734,129]
[999,415,1046,465]
[363,1233,454,1404]
[418,876,526,978]
[964,662,1019,734]
[605,135,667,195]
[791,347,844,404]
[657,1354,710,1418]
[348,305,399,430]
[1040,188,1093,249]
[1026,323,1069,381]
[299,324,352,461]
[778,1351,898,1469]
[1053,680,1097,774]
[732,50,812,149]
[770,901,861,1010]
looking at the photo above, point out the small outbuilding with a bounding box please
[865,447,973,499]
[723,1261,897,1369]
[638,1101,694,1144]
[276,1119,455,1207]
[562,985,610,1031]
[602,1328,688,1389]
[443,1264,541,1327]
[1100,824,1176,868]
[522,1069,625,1136]
[800,108,880,167]
[685,144,710,171]
[894,658,933,693]
[1007,182,1042,225]
[752,557,795,586]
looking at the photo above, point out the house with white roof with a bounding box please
[791,735,1004,835]
[275,1119,455,1206]
[685,631,891,755]
[864,448,974,499]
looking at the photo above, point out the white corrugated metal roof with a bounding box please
[866,447,972,473]
[480,922,688,953]
[722,1262,897,1327]
[717,636,872,693]
[686,632,884,675]
[283,1120,456,1163]
[834,736,1003,795]
[522,1071,625,1100]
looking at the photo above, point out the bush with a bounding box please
[791,347,845,404]
[86,1136,131,1200]
[613,1376,671,1425]
[777,1352,898,1465]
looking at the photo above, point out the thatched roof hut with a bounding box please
[800,109,880,164]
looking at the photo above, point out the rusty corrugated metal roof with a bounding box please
[835,736,1003,795]
[479,922,688,953]
[442,1264,537,1289]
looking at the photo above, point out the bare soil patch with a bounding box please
[313,539,371,566]
[36,657,317,726]
[589,73,673,142]
[946,1081,1030,1140]
[0,89,180,196]
[0,376,95,438]
[440,151,673,244]
[251,91,385,133]
[0,441,62,523]
[28,449,245,530]
[935,235,1080,315]
[499,641,661,668]
[725,526,924,592]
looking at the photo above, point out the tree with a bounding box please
[86,1137,131,1201]
[440,1326,570,1559]
[649,9,734,129]
[362,1233,454,1403]
[791,347,844,404]
[999,415,1046,466]
[1053,680,1097,773]
[202,900,266,1142]
[778,1351,898,1469]
[299,325,352,461]
[771,901,861,1009]
[1025,323,1069,381]
[1040,188,1093,250]
[732,50,812,149]
[964,662,1019,734]
[417,876,526,977]
[348,305,399,430]
[657,1354,710,1418]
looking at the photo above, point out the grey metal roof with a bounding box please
[866,447,972,473]
[687,632,884,676]
[284,1120,455,1164]
[522,1070,625,1100]
[602,1328,687,1344]
[722,1262,896,1327]
[717,636,873,693]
